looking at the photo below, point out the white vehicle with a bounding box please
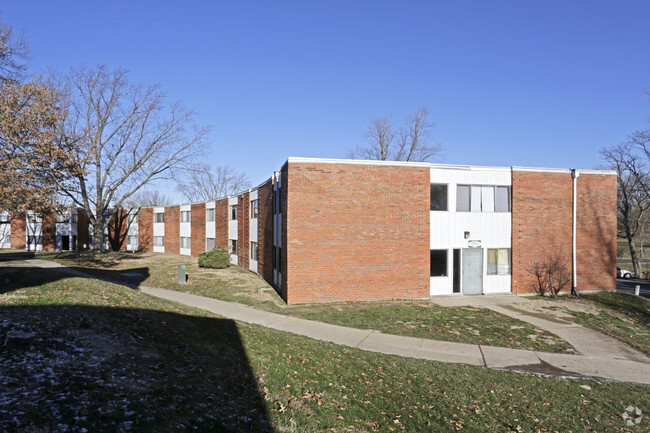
[616,267,634,279]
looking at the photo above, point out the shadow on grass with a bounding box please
[0,304,274,432]
[0,264,151,294]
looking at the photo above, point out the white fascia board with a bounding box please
[286,157,512,172]
[512,166,617,176]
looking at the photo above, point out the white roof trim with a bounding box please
[512,166,616,175]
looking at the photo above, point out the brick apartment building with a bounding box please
[1,157,617,304]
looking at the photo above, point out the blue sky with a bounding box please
[3,1,649,199]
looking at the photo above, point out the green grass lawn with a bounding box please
[30,250,572,353]
[539,291,650,356]
[0,266,648,432]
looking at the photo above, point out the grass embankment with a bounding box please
[542,292,650,356]
[34,250,571,353]
[1,267,648,432]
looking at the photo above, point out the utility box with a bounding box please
[177,265,187,284]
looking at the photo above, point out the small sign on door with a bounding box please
[468,240,481,248]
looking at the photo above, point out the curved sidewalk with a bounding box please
[16,258,650,386]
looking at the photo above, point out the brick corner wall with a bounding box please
[42,211,56,252]
[138,208,153,252]
[258,179,274,283]
[285,162,430,304]
[512,171,616,294]
[10,212,26,249]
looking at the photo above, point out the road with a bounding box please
[616,278,650,299]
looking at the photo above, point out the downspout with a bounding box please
[571,169,579,296]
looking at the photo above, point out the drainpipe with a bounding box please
[571,169,579,297]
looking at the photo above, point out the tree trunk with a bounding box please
[623,218,642,278]
[92,219,105,252]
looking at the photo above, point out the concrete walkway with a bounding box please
[7,257,650,386]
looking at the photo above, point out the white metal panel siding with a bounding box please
[0,212,10,248]
[429,167,512,295]
[153,206,164,253]
[179,204,191,256]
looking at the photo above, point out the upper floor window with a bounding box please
[154,212,164,223]
[56,213,69,223]
[180,210,191,223]
[28,214,42,224]
[430,184,447,211]
[457,185,510,212]
[250,199,259,218]
[206,208,215,222]
[230,205,238,220]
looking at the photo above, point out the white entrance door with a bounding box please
[462,248,483,295]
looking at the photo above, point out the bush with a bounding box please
[527,252,571,297]
[198,247,231,269]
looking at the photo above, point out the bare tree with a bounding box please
[125,189,173,208]
[176,164,250,202]
[527,251,572,297]
[601,142,650,277]
[348,107,443,162]
[52,65,208,251]
[0,23,29,82]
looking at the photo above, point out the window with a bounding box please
[206,237,216,250]
[127,235,138,246]
[0,214,9,223]
[250,241,258,261]
[229,239,238,254]
[230,205,238,220]
[181,237,191,249]
[430,184,447,211]
[206,208,215,222]
[27,236,42,245]
[29,214,42,223]
[130,214,138,226]
[56,213,69,223]
[71,213,78,224]
[430,250,448,277]
[154,212,164,223]
[457,185,511,212]
[495,186,510,212]
[154,236,164,247]
[487,248,511,275]
[250,199,259,218]
[181,211,191,223]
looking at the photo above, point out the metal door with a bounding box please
[462,248,483,295]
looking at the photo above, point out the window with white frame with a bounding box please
[250,200,259,218]
[27,235,42,245]
[127,235,138,246]
[206,208,215,222]
[430,184,447,211]
[250,241,258,260]
[487,248,511,275]
[29,214,42,223]
[206,237,216,250]
[457,185,510,212]
[71,213,78,224]
[130,214,138,226]
[154,236,164,246]
[181,211,191,223]
[154,212,164,223]
[55,213,69,223]
[181,237,191,249]
[430,250,448,277]
[229,205,238,220]
[0,214,10,223]
[229,239,238,254]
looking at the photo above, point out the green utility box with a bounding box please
[177,265,187,284]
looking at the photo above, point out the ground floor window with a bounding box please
[181,237,191,249]
[430,249,448,277]
[229,239,238,255]
[127,235,138,246]
[487,248,511,275]
[154,236,164,247]
[206,237,215,250]
[250,242,258,260]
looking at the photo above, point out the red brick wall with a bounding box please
[42,211,56,252]
[165,206,180,255]
[512,171,616,294]
[191,203,206,257]
[215,199,229,248]
[280,166,288,301]
[258,180,274,283]
[238,192,250,269]
[108,209,128,251]
[284,162,430,304]
[138,208,153,252]
[10,212,26,249]
[77,210,89,250]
